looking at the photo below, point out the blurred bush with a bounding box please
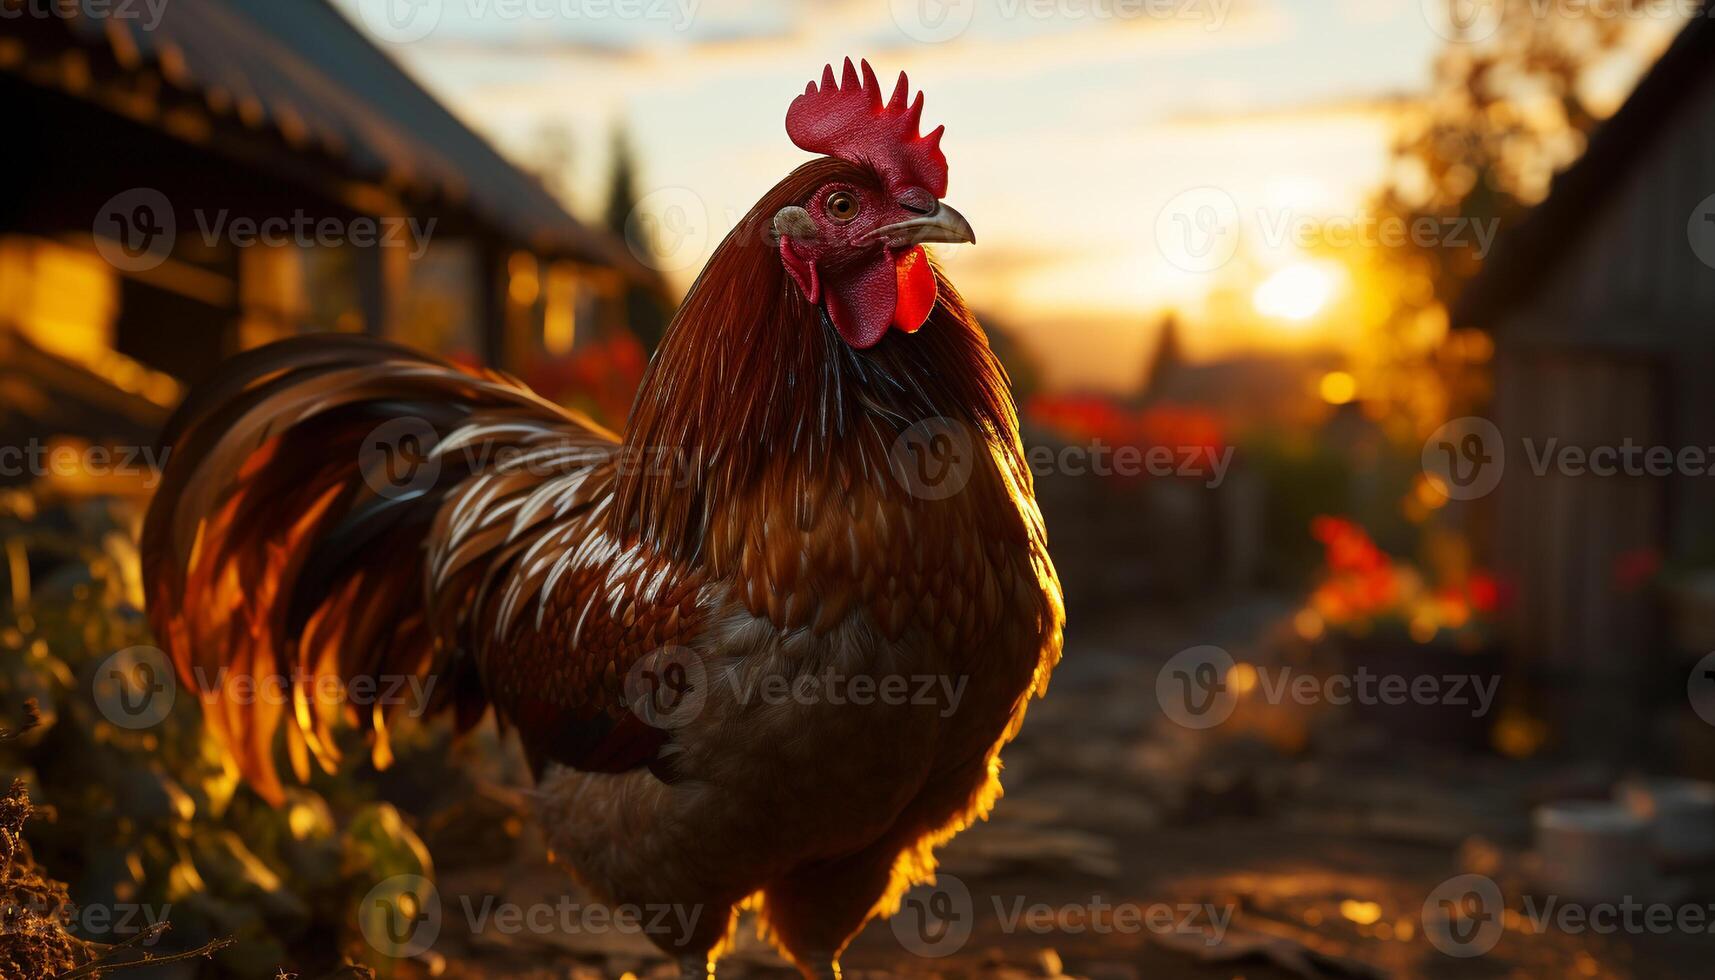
[0,487,440,977]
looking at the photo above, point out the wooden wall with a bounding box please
[1488,61,1715,755]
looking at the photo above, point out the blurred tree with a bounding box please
[971,310,1044,404]
[604,124,674,354]
[0,492,452,977]
[603,125,641,243]
[1354,0,1674,437]
[525,120,577,203]
[1141,314,1185,399]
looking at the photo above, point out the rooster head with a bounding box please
[774,58,975,349]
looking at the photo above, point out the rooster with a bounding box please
[142,59,1063,978]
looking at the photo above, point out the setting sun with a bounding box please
[1253,262,1343,323]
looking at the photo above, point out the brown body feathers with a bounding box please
[142,157,1063,976]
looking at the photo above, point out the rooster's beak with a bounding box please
[861,202,976,249]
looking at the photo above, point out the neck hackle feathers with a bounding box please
[786,58,948,198]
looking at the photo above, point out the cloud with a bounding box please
[353,0,1438,389]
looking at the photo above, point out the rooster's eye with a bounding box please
[824,191,859,223]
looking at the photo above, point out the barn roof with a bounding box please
[6,0,657,284]
[1452,7,1715,327]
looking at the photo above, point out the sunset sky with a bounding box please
[333,0,1670,391]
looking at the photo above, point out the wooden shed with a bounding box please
[0,0,660,446]
[1452,10,1715,755]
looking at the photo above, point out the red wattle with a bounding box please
[892,245,936,333]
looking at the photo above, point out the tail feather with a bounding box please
[142,337,614,803]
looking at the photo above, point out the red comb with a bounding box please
[786,58,948,199]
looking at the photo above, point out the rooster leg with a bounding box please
[760,842,903,980]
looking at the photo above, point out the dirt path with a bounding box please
[423,599,1715,979]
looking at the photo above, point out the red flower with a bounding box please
[1023,395,1226,481]
[523,333,648,430]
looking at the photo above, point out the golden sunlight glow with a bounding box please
[1293,608,1326,641]
[1340,900,1384,926]
[543,263,580,356]
[1227,662,1259,696]
[1319,371,1358,405]
[1253,261,1341,323]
